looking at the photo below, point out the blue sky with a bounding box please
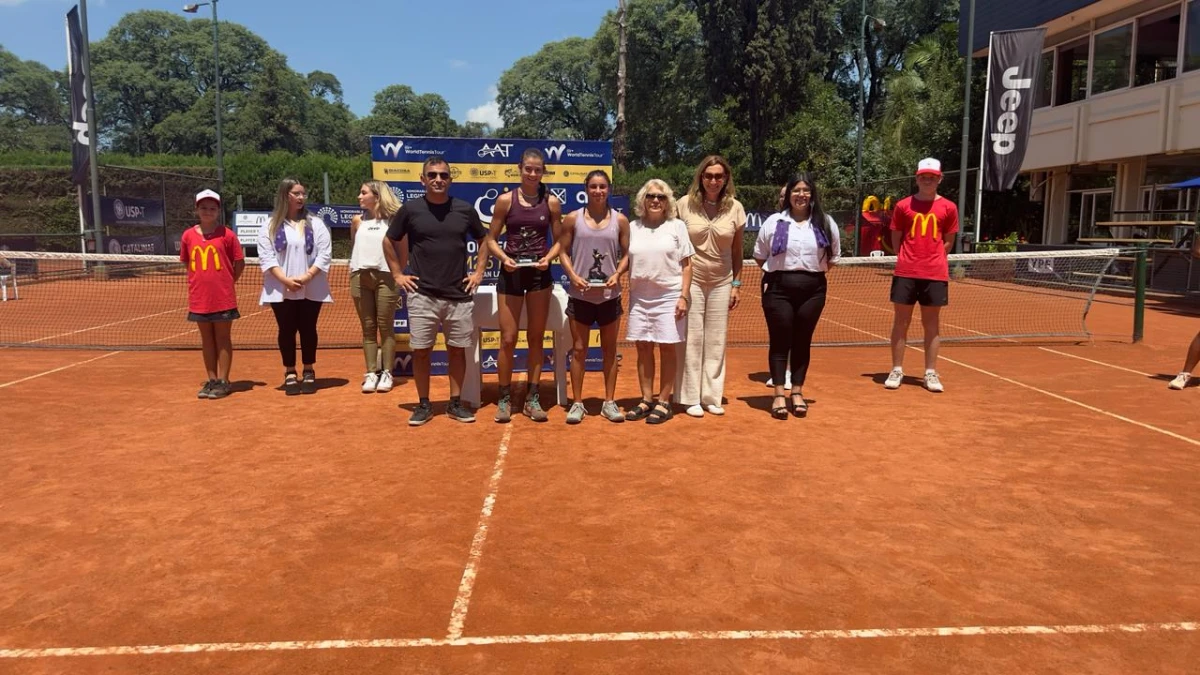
[0,0,615,125]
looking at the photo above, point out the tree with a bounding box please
[228,53,307,154]
[0,45,69,152]
[303,71,354,155]
[593,0,706,169]
[352,84,459,146]
[495,37,610,140]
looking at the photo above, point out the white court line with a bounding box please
[820,317,1200,448]
[0,352,120,389]
[1035,348,1154,377]
[446,424,514,640]
[2,621,1196,659]
[25,306,187,344]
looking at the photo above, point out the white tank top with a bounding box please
[349,218,389,272]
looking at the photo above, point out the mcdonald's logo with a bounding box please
[910,213,940,240]
[190,244,222,271]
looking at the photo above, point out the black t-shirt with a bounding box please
[387,196,487,301]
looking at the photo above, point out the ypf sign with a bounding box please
[982,28,1046,191]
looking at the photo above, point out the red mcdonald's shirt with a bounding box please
[179,225,244,313]
[889,195,959,282]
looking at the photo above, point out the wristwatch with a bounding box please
[731,280,742,288]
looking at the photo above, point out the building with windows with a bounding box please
[963,0,1200,247]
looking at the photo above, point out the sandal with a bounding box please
[625,400,653,421]
[771,395,789,420]
[645,401,673,425]
[791,393,808,418]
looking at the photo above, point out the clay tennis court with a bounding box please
[2,275,1199,673]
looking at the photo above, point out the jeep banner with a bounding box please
[982,28,1046,192]
[66,6,89,188]
[370,136,618,376]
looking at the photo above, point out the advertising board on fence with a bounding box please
[99,196,165,228]
[371,135,618,376]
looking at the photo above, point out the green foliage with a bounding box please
[0,45,69,152]
[496,37,610,140]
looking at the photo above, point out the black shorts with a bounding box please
[188,308,241,322]
[890,277,949,307]
[566,297,623,327]
[496,266,554,296]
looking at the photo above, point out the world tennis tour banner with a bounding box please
[371,135,617,376]
[982,28,1046,192]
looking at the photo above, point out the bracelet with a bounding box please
[731,280,742,288]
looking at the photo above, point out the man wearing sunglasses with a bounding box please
[385,156,490,426]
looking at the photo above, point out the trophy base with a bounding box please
[513,260,540,268]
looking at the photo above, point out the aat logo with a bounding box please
[190,244,222,271]
[909,213,940,240]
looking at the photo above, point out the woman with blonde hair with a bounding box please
[257,178,333,395]
[676,155,746,417]
[350,181,402,393]
[624,179,694,424]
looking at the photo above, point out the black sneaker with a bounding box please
[208,379,231,399]
[300,370,316,395]
[283,372,301,396]
[197,380,215,399]
[408,402,434,427]
[447,400,476,423]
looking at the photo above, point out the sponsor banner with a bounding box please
[232,212,270,245]
[100,196,165,228]
[982,28,1046,191]
[66,6,89,188]
[305,204,363,229]
[104,235,164,255]
[744,211,777,233]
[373,136,618,376]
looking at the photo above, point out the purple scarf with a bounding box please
[771,214,829,256]
[274,219,314,256]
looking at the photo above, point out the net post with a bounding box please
[1133,245,1147,343]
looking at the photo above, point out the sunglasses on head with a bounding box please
[425,171,450,180]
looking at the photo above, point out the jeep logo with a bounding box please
[991,67,1032,156]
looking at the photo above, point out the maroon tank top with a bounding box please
[503,187,551,258]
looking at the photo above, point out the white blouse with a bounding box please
[753,213,841,273]
[257,215,333,303]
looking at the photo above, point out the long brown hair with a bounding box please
[685,155,736,213]
[268,178,305,241]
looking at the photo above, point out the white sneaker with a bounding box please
[765,377,793,389]
[361,372,378,393]
[704,404,725,416]
[1168,372,1191,390]
[884,368,904,390]
[923,371,944,393]
[685,404,705,418]
[375,371,393,393]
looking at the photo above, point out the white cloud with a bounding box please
[0,0,31,6]
[449,59,469,69]
[466,85,502,129]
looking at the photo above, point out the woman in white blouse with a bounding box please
[257,178,333,396]
[349,181,402,394]
[753,173,840,419]
[625,179,694,424]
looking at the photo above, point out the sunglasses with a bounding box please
[645,194,668,201]
[702,173,725,181]
[425,171,451,180]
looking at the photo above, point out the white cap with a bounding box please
[195,189,221,205]
[916,158,942,176]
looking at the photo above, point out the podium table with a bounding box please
[461,285,571,409]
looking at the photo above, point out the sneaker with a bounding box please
[362,372,379,394]
[565,401,587,424]
[408,402,434,427]
[685,404,705,418]
[208,379,231,399]
[447,400,476,423]
[524,393,549,422]
[704,404,725,416]
[375,371,394,393]
[197,380,215,399]
[494,395,512,423]
[300,370,317,395]
[283,372,301,396]
[1168,372,1191,390]
[884,368,904,390]
[601,400,625,423]
[923,371,944,393]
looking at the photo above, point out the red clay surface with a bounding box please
[0,296,1197,673]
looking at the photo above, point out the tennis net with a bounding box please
[0,248,1127,350]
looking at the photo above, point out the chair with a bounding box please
[0,268,16,302]
[869,249,885,258]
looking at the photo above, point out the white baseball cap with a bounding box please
[195,189,222,205]
[916,158,942,177]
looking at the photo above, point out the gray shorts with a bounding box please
[407,291,475,350]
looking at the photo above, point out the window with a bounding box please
[1134,8,1180,87]
[1055,40,1089,105]
[1036,51,1054,108]
[1091,24,1132,95]
[1186,0,1200,72]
